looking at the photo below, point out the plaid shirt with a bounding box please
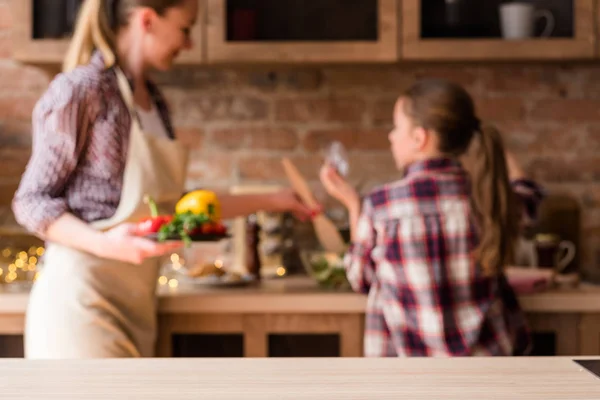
[346,157,537,357]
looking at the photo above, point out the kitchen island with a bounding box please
[0,357,598,399]
[1,277,600,357]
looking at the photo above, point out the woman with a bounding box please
[12,0,311,359]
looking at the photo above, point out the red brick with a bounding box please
[0,64,50,92]
[371,97,397,127]
[587,127,600,148]
[581,187,600,209]
[530,99,600,121]
[186,151,233,182]
[413,66,479,93]
[474,97,525,121]
[0,120,31,148]
[282,70,322,91]
[211,127,298,151]
[525,156,600,183]
[348,153,400,185]
[0,96,38,120]
[238,155,323,181]
[0,148,30,178]
[171,94,268,125]
[175,127,204,149]
[481,66,563,96]
[323,67,416,92]
[275,97,366,123]
[0,32,11,58]
[303,128,389,151]
[0,3,12,29]
[499,123,587,153]
[0,181,20,207]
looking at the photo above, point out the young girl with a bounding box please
[320,79,543,357]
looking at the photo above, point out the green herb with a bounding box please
[157,211,210,246]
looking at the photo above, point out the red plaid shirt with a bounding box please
[346,157,537,357]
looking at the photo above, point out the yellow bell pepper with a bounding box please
[175,190,221,221]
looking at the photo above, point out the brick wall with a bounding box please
[0,1,598,280]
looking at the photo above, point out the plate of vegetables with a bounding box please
[300,250,351,290]
[138,190,229,245]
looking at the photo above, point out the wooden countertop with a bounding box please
[1,276,600,315]
[0,357,599,399]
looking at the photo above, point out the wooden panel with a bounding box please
[267,314,347,333]
[156,314,244,357]
[339,314,364,357]
[0,315,25,335]
[597,0,600,57]
[401,0,596,60]
[267,314,363,357]
[11,0,68,64]
[11,0,206,65]
[206,0,399,63]
[243,315,267,357]
[526,313,580,356]
[579,314,600,355]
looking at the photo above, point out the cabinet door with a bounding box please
[401,0,596,61]
[206,0,399,63]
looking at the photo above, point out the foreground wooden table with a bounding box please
[0,357,598,399]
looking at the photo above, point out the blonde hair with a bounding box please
[63,0,187,72]
[402,79,519,276]
[63,0,115,72]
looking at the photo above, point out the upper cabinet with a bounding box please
[402,0,597,60]
[205,0,399,63]
[11,0,206,65]
[9,0,600,65]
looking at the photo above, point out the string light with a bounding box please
[0,245,44,288]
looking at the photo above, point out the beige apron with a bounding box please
[25,68,188,359]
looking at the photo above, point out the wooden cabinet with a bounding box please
[401,0,597,61]
[11,0,206,65]
[11,1,69,64]
[205,0,399,63]
[10,0,600,64]
[156,313,364,358]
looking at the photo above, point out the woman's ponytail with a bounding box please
[63,0,116,72]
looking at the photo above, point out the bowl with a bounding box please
[299,250,350,290]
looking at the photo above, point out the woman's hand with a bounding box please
[270,188,315,221]
[320,164,360,213]
[93,223,182,265]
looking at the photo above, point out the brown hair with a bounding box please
[402,79,519,276]
[63,0,187,72]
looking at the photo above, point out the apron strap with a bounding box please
[114,67,143,131]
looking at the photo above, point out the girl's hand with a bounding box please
[94,223,182,265]
[320,164,360,212]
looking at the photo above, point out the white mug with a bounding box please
[500,3,555,40]
[515,235,575,273]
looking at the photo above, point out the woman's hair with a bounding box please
[401,79,519,276]
[63,0,186,72]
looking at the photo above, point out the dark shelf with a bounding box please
[420,0,574,39]
[226,0,378,42]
